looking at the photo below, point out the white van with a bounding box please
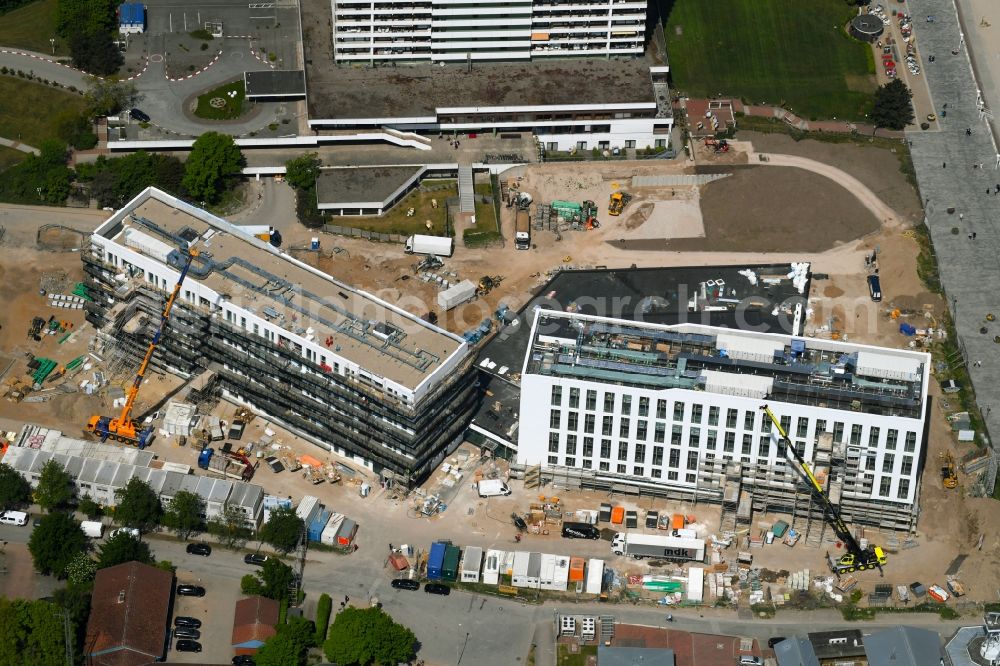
[109,527,140,539]
[81,521,104,538]
[0,510,28,526]
[477,479,512,497]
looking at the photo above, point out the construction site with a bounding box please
[0,129,998,614]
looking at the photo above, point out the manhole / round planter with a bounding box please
[209,97,226,108]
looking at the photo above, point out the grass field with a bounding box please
[665,0,875,121]
[0,0,68,56]
[0,145,25,172]
[195,80,249,120]
[345,183,456,236]
[0,75,86,146]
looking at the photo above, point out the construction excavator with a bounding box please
[760,405,887,576]
[86,246,199,449]
[941,451,958,489]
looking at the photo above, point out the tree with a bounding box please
[0,462,31,510]
[162,490,205,540]
[35,459,73,512]
[207,502,252,548]
[64,551,98,586]
[284,152,321,190]
[324,607,416,666]
[241,558,295,600]
[259,506,304,553]
[256,616,316,666]
[84,77,141,118]
[871,79,914,131]
[55,0,117,39]
[69,29,122,76]
[28,513,89,576]
[182,132,244,204]
[77,495,102,520]
[0,598,66,666]
[240,573,264,596]
[314,593,332,643]
[97,532,153,569]
[54,109,98,150]
[113,478,161,532]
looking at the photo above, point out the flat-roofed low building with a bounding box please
[82,188,478,486]
[518,310,930,532]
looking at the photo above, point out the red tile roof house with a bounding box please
[232,596,280,655]
[85,561,173,666]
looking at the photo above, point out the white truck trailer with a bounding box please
[611,532,705,562]
[438,280,477,310]
[404,234,454,257]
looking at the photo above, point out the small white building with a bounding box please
[460,546,483,583]
[482,549,504,585]
[539,554,570,591]
[585,559,605,596]
[512,551,541,589]
[118,3,145,34]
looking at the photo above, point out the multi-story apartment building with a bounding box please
[81,188,478,486]
[331,0,647,63]
[518,310,930,532]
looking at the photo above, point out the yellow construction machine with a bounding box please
[608,191,632,216]
[941,451,958,489]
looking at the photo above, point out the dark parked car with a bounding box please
[173,627,201,640]
[424,583,450,596]
[129,108,150,123]
[175,639,202,653]
[768,637,787,648]
[176,584,205,597]
[232,656,256,665]
[174,616,202,629]
[391,579,420,591]
[186,543,212,556]
[244,553,269,566]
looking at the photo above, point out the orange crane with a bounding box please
[86,247,199,449]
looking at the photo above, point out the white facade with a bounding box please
[331,0,645,63]
[518,311,930,507]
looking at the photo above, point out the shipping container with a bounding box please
[610,506,625,524]
[320,514,345,546]
[671,513,685,532]
[687,567,705,603]
[512,551,541,588]
[442,544,461,582]
[438,280,478,311]
[334,518,357,546]
[427,542,447,580]
[585,559,604,595]
[308,510,331,542]
[569,557,585,583]
[296,495,321,526]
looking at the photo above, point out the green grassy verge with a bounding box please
[556,644,598,666]
[0,75,86,146]
[195,79,249,120]
[666,0,874,120]
[0,0,68,55]
[0,145,25,172]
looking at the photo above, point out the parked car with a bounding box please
[244,553,269,566]
[176,584,205,597]
[174,616,202,629]
[186,543,212,556]
[129,108,150,123]
[767,637,787,648]
[173,627,201,640]
[424,583,451,596]
[738,657,763,666]
[232,656,256,665]
[391,579,420,591]
[175,639,202,653]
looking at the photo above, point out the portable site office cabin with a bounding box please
[334,518,357,546]
[442,545,461,582]
[320,514,345,546]
[427,542,447,580]
[308,510,331,542]
[483,549,504,585]
[296,495,321,526]
[585,559,604,595]
[512,551,542,588]
[460,546,483,582]
[539,554,570,591]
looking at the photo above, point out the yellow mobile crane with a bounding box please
[760,404,887,576]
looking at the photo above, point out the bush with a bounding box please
[314,593,332,643]
[190,29,214,40]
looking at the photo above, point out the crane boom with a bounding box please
[86,247,199,449]
[760,404,886,575]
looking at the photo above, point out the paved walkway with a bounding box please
[905,0,1000,491]
[0,137,39,155]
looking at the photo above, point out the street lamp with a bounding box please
[50,38,55,55]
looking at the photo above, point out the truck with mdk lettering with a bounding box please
[611,532,705,562]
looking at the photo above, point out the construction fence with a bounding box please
[320,225,407,244]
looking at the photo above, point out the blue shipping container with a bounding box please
[308,510,332,542]
[427,542,447,580]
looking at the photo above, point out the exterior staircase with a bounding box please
[458,165,475,214]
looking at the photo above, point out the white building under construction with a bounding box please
[517,310,931,533]
[330,0,647,63]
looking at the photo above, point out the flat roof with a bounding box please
[307,58,656,119]
[316,166,422,207]
[94,189,465,390]
[244,70,306,98]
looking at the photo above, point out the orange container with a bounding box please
[611,506,625,524]
[569,557,585,582]
[671,513,685,531]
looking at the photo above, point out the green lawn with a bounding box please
[0,75,85,146]
[195,80,249,120]
[557,644,597,666]
[0,0,68,56]
[665,0,875,121]
[0,145,25,172]
[343,183,456,236]
[473,180,498,234]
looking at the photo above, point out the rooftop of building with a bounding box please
[232,596,280,647]
[307,57,657,119]
[862,626,942,666]
[526,311,928,419]
[93,189,465,390]
[807,629,866,659]
[597,645,675,666]
[316,166,423,207]
[470,264,814,445]
[244,70,306,99]
[85,561,172,662]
